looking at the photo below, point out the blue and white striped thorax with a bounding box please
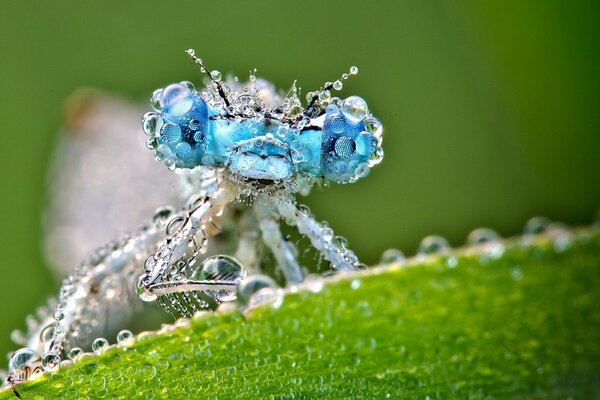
[141,59,383,191]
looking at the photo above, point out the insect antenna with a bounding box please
[185,49,231,108]
[303,65,359,116]
[7,377,22,399]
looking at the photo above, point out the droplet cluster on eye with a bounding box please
[140,52,384,187]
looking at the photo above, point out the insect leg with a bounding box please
[234,209,261,275]
[255,209,304,285]
[278,201,361,271]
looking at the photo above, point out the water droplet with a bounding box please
[142,112,160,136]
[524,216,551,235]
[40,323,56,344]
[210,70,222,82]
[342,96,368,120]
[139,364,157,380]
[379,249,406,265]
[333,80,343,91]
[68,347,83,360]
[91,375,106,389]
[150,89,163,111]
[319,90,331,102]
[349,66,359,75]
[160,84,193,116]
[9,348,38,372]
[467,228,501,245]
[350,279,361,290]
[117,330,134,345]
[236,275,279,308]
[191,255,246,302]
[363,117,383,139]
[417,235,451,255]
[42,351,60,372]
[137,275,157,302]
[91,337,109,353]
[180,80,195,91]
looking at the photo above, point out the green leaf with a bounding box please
[3,228,600,399]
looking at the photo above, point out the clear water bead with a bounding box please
[210,70,222,82]
[42,352,61,372]
[142,112,160,136]
[137,275,157,302]
[160,84,193,116]
[8,348,38,372]
[349,66,359,75]
[92,337,109,353]
[379,249,406,265]
[191,255,246,302]
[467,228,501,245]
[67,347,83,360]
[342,96,369,120]
[417,235,451,255]
[116,330,134,345]
[524,216,551,235]
[236,275,279,308]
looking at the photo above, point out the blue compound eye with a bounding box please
[143,82,210,169]
[334,136,355,158]
[328,115,346,134]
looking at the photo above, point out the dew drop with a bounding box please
[117,330,134,345]
[236,275,279,309]
[210,70,222,82]
[319,90,331,102]
[137,275,157,302]
[150,89,163,111]
[342,96,368,120]
[139,364,157,380]
[68,347,83,360]
[160,84,194,116]
[417,235,451,255]
[524,216,551,235]
[142,112,160,136]
[191,255,246,302]
[42,351,60,372]
[349,66,359,75]
[333,80,343,91]
[92,337,109,353]
[9,348,38,372]
[180,80,195,91]
[467,228,501,245]
[91,375,106,389]
[379,248,406,265]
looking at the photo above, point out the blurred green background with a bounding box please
[0,0,599,362]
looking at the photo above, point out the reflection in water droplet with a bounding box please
[379,249,406,265]
[417,235,451,255]
[191,255,246,302]
[117,330,134,345]
[42,351,61,372]
[210,70,222,82]
[92,337,109,353]
[524,216,551,235]
[68,347,83,360]
[467,228,501,245]
[9,348,38,372]
[236,275,280,309]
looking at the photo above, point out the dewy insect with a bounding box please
[2,49,384,390]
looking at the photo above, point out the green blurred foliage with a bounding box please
[0,0,598,362]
